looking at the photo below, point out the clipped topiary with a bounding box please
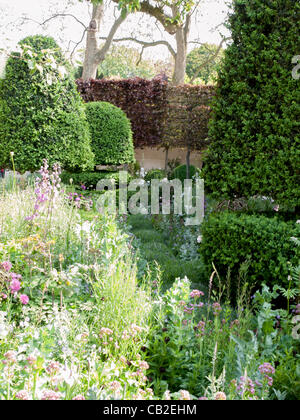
[200,212,300,301]
[203,0,300,209]
[85,101,135,166]
[0,35,94,173]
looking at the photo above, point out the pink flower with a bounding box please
[1,261,12,272]
[72,395,85,400]
[258,363,275,376]
[212,302,222,316]
[15,390,30,400]
[41,390,62,400]
[20,294,29,305]
[190,289,204,299]
[10,279,21,293]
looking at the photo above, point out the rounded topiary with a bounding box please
[144,169,166,182]
[203,0,300,209]
[0,35,94,173]
[85,101,135,166]
[170,164,199,183]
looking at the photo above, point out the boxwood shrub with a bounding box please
[61,171,130,190]
[144,169,166,182]
[85,101,135,166]
[200,212,300,299]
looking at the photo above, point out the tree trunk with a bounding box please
[171,11,191,86]
[186,143,191,179]
[172,27,187,85]
[165,147,169,171]
[82,4,104,80]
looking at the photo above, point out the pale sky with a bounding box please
[0,0,231,71]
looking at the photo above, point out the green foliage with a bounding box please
[203,0,300,208]
[170,164,199,182]
[144,169,167,182]
[0,35,94,173]
[186,43,224,84]
[61,171,124,190]
[200,212,300,299]
[97,45,167,80]
[85,101,135,166]
[61,170,134,191]
[129,214,206,288]
[19,35,63,62]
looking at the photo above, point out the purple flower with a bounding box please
[258,363,275,376]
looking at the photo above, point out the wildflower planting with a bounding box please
[0,163,299,400]
[0,162,154,400]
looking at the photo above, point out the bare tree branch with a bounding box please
[69,28,87,60]
[100,36,176,58]
[40,13,87,30]
[95,11,128,62]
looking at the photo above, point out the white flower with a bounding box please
[0,322,9,339]
[197,235,202,243]
[74,221,91,238]
[296,220,300,224]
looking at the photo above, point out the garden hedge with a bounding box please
[77,78,215,151]
[203,0,300,209]
[200,212,300,300]
[0,35,94,173]
[85,101,135,166]
[61,171,129,190]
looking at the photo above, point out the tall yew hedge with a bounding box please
[0,35,94,173]
[203,0,300,209]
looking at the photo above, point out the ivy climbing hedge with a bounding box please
[0,35,94,173]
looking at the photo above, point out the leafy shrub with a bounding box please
[85,101,135,166]
[170,164,199,182]
[203,0,300,208]
[0,35,94,173]
[200,212,300,299]
[19,35,63,62]
[144,169,166,182]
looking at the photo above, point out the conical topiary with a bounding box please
[203,0,300,209]
[0,35,94,173]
